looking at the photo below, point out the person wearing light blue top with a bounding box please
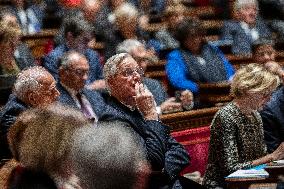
[166,19,235,94]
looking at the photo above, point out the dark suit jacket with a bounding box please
[143,77,168,106]
[260,86,284,153]
[221,19,272,55]
[99,93,190,189]
[0,94,28,159]
[57,83,107,119]
[43,44,103,84]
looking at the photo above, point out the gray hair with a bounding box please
[71,121,148,189]
[234,0,258,11]
[59,51,87,70]
[116,39,144,54]
[14,66,51,102]
[103,53,130,81]
[114,3,138,21]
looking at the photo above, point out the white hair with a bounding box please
[103,53,130,81]
[59,51,86,70]
[234,0,258,11]
[14,66,50,101]
[71,122,147,189]
[114,2,138,21]
[116,39,144,54]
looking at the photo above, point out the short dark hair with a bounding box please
[174,19,205,44]
[63,17,93,38]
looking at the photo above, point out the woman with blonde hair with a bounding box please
[203,64,284,189]
[1,103,90,189]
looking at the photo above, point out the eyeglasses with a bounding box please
[119,67,144,77]
[70,69,89,77]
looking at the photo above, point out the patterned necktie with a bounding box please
[76,93,95,122]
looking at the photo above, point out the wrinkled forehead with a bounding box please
[117,56,138,71]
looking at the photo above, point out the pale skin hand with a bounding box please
[134,83,159,120]
[85,79,106,90]
[180,90,194,109]
[271,142,284,161]
[160,97,183,114]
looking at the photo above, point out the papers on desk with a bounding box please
[226,167,269,179]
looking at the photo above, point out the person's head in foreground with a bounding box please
[71,124,150,189]
[14,66,60,107]
[231,64,280,112]
[8,103,90,189]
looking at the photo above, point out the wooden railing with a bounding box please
[161,107,219,131]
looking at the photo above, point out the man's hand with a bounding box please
[134,83,159,120]
[160,97,183,114]
[86,79,106,90]
[180,90,194,110]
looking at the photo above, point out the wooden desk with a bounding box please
[160,107,219,131]
[226,166,284,189]
[21,29,57,59]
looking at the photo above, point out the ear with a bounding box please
[27,92,36,106]
[66,32,74,42]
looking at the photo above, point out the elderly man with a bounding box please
[44,16,105,90]
[100,53,204,189]
[117,39,194,114]
[0,66,60,160]
[57,51,107,122]
[221,0,272,55]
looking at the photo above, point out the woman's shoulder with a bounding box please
[212,103,239,127]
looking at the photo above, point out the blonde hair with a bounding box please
[0,19,21,45]
[231,64,280,98]
[8,103,90,175]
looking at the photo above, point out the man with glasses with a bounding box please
[57,51,107,123]
[101,53,204,189]
[0,66,60,160]
[117,39,194,114]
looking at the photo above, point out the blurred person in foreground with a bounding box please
[203,64,284,189]
[1,104,89,188]
[72,123,150,189]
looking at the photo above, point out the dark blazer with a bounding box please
[143,77,168,106]
[57,83,107,119]
[260,86,284,153]
[99,93,190,189]
[0,94,28,159]
[221,18,272,55]
[43,44,103,84]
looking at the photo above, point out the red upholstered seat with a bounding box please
[171,126,210,176]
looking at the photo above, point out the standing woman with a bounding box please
[203,64,284,189]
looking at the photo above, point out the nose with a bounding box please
[132,72,141,82]
[264,53,271,61]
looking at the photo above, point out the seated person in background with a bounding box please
[72,123,150,189]
[104,2,150,59]
[117,39,194,113]
[0,16,35,76]
[0,67,59,160]
[154,4,185,52]
[220,0,272,55]
[57,51,108,122]
[44,16,105,90]
[203,64,284,189]
[253,42,284,79]
[5,104,89,189]
[7,0,46,34]
[101,53,205,189]
[166,19,235,94]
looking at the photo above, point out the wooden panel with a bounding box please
[160,107,219,131]
[21,29,57,59]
